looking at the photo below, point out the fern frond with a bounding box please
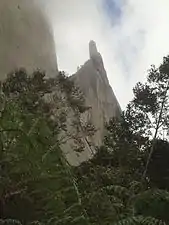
[103,185,129,198]
[113,216,166,225]
[0,219,22,225]
[70,215,89,224]
[133,189,169,202]
[64,203,81,214]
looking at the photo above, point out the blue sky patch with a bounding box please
[102,0,124,25]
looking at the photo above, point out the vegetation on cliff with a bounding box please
[1,55,169,225]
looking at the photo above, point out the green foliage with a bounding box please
[148,140,169,189]
[128,57,169,138]
[2,55,169,225]
[0,70,89,225]
[57,72,88,113]
[0,219,22,225]
[74,55,169,225]
[76,156,169,224]
[103,56,169,185]
[133,189,169,221]
[113,216,166,225]
[104,116,146,172]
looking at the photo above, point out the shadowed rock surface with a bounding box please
[0,0,58,79]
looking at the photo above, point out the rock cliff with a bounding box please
[62,40,121,166]
[73,40,121,147]
[0,1,120,165]
[0,0,58,79]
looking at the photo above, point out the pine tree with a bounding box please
[75,55,169,225]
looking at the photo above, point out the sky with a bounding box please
[41,0,169,109]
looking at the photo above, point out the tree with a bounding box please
[0,69,89,225]
[103,116,147,177]
[147,139,169,189]
[103,55,169,183]
[74,55,169,225]
[75,148,169,225]
[2,54,169,225]
[125,56,169,179]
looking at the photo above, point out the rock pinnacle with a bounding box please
[89,40,98,59]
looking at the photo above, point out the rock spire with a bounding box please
[68,40,121,165]
[89,40,99,59]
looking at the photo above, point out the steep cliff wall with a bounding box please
[73,40,121,147]
[62,40,121,165]
[0,1,120,165]
[0,0,58,79]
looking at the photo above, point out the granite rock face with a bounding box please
[0,0,120,165]
[0,0,58,79]
[63,40,121,165]
[73,40,121,147]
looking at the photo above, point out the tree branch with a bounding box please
[142,81,169,180]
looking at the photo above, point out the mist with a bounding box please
[40,0,169,109]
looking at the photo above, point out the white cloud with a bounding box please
[41,0,169,109]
